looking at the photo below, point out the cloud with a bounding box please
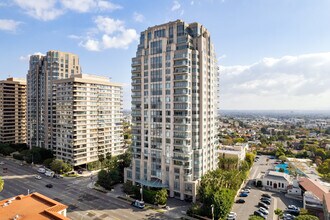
[220,52,330,110]
[77,16,138,51]
[13,0,121,21]
[19,52,45,61]
[13,0,64,21]
[133,12,145,23]
[80,39,100,51]
[0,19,21,32]
[60,0,121,13]
[171,0,181,11]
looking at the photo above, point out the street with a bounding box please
[0,157,170,220]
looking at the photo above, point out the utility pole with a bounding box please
[211,204,214,220]
[140,185,143,202]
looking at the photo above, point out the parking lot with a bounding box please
[231,155,302,219]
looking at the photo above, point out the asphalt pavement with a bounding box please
[0,157,172,220]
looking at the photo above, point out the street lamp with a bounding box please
[140,185,143,202]
[211,204,214,220]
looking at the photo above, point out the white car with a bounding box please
[35,175,42,180]
[38,168,46,173]
[259,207,269,215]
[0,162,5,165]
[227,212,237,220]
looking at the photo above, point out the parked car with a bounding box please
[236,199,245,204]
[262,193,271,198]
[283,213,295,220]
[254,210,267,219]
[286,209,300,216]
[242,189,250,193]
[0,162,5,165]
[227,212,237,220]
[35,175,42,180]
[259,207,269,215]
[258,202,269,210]
[78,170,83,174]
[131,200,145,209]
[240,193,248,197]
[45,184,53,188]
[288,205,299,211]
[245,186,252,190]
[260,198,271,205]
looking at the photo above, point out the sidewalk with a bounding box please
[87,182,195,219]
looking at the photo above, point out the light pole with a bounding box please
[211,204,214,220]
[140,185,143,202]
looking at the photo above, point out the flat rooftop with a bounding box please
[0,192,69,220]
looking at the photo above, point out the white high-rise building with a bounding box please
[27,51,81,149]
[27,50,125,166]
[53,74,124,166]
[124,20,219,201]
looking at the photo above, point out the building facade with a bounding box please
[27,51,81,149]
[125,20,219,201]
[53,74,124,166]
[0,78,26,144]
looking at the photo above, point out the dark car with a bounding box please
[236,199,245,204]
[45,184,53,188]
[254,210,266,219]
[239,193,248,197]
[258,202,269,209]
[260,198,271,205]
[262,193,271,198]
[286,209,300,216]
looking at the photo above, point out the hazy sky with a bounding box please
[1,0,330,110]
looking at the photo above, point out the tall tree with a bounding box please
[0,176,4,192]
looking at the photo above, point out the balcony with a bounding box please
[173,60,188,67]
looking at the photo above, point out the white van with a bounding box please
[45,170,54,177]
[38,168,46,173]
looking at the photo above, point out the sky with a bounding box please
[1,0,330,110]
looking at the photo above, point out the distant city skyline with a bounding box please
[1,0,330,110]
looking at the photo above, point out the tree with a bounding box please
[278,155,287,162]
[98,154,105,168]
[315,149,326,160]
[0,176,4,192]
[154,188,168,205]
[212,188,235,219]
[295,215,319,220]
[50,159,72,174]
[274,208,283,219]
[245,153,255,168]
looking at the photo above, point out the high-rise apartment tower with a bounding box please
[53,74,124,166]
[124,20,219,201]
[0,78,27,144]
[27,51,81,149]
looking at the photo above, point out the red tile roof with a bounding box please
[324,193,330,213]
[299,177,329,200]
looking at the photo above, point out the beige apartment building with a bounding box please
[124,20,219,201]
[0,77,27,144]
[27,50,81,149]
[53,74,124,166]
